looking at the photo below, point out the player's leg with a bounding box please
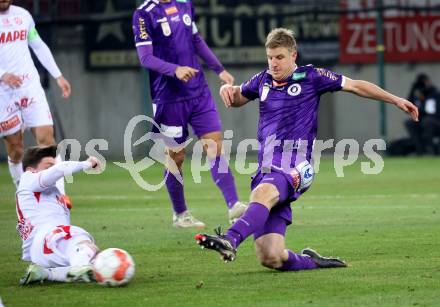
[255,233,318,271]
[31,125,55,146]
[153,102,205,228]
[253,211,321,271]
[191,92,246,222]
[1,91,24,187]
[3,130,24,187]
[21,227,97,285]
[195,172,284,261]
[26,238,97,284]
[200,131,246,223]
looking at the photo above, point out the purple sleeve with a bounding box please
[192,33,224,75]
[136,45,178,77]
[313,67,344,94]
[240,71,265,101]
[133,10,152,47]
[133,10,178,77]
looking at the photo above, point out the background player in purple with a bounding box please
[132,0,247,228]
[195,28,419,271]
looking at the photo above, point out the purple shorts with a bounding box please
[251,168,310,240]
[151,91,221,144]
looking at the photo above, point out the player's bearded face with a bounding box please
[267,47,297,81]
[0,0,12,12]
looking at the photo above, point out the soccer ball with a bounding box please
[92,248,135,287]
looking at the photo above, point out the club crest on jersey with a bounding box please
[183,14,192,26]
[161,21,172,36]
[261,84,270,102]
[287,83,301,96]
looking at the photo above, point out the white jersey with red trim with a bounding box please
[0,5,40,92]
[16,171,71,261]
[15,160,92,261]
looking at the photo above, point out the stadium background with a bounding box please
[1,0,440,159]
[1,1,440,306]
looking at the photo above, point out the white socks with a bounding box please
[8,157,23,188]
[46,266,70,282]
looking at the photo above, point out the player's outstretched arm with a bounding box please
[27,158,101,192]
[220,84,250,108]
[342,77,419,122]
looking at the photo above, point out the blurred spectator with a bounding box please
[405,74,440,155]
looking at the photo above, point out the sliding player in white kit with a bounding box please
[17,146,99,285]
[0,0,71,188]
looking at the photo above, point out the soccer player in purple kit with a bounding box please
[132,0,247,228]
[195,28,419,271]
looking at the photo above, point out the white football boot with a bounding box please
[228,201,248,224]
[173,211,206,229]
[19,264,48,285]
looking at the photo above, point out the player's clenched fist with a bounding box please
[1,73,23,89]
[175,66,199,83]
[87,156,101,171]
[220,84,234,108]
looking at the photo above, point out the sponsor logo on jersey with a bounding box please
[0,115,21,132]
[292,72,306,80]
[182,13,192,26]
[137,17,148,40]
[14,17,23,25]
[316,68,338,81]
[0,30,28,44]
[287,83,302,96]
[165,6,178,15]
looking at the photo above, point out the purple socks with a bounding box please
[164,170,187,214]
[209,156,238,209]
[277,250,318,271]
[226,202,269,249]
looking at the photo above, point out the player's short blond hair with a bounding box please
[265,28,297,52]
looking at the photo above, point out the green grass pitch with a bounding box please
[0,157,439,306]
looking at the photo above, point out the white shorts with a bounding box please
[30,225,94,268]
[0,83,53,138]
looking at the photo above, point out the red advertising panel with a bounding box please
[340,15,440,63]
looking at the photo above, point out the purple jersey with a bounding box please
[133,0,208,104]
[240,65,344,171]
